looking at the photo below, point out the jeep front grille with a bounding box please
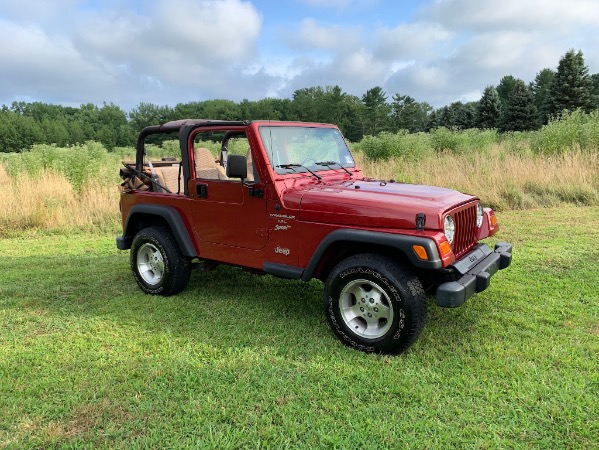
[451,204,477,259]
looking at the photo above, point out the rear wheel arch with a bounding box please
[125,212,168,237]
[123,205,198,258]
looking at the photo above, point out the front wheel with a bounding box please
[324,253,427,354]
[130,226,191,296]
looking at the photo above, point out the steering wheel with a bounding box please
[300,157,316,166]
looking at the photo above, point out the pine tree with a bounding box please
[391,94,433,132]
[477,86,502,129]
[591,73,599,109]
[454,102,477,129]
[497,75,518,104]
[425,109,439,131]
[499,80,538,132]
[361,87,390,135]
[546,50,595,117]
[530,68,555,124]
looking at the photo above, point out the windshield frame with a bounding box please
[258,125,355,176]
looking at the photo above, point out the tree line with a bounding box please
[1,49,598,152]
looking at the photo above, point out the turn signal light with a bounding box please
[490,213,497,226]
[413,245,428,260]
[439,240,452,257]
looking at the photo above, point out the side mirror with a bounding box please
[226,154,247,179]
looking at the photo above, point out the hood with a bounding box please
[292,179,475,230]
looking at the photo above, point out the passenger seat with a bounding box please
[194,148,228,180]
[154,165,182,193]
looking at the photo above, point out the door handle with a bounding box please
[196,184,208,197]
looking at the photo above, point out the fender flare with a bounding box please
[120,204,198,258]
[301,229,442,281]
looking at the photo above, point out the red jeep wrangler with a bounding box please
[117,119,512,354]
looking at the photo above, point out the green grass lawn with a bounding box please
[1,207,597,449]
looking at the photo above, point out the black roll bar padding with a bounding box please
[135,122,189,173]
[220,130,246,167]
[135,120,249,194]
[135,125,162,174]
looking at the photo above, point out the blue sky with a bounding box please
[1,0,598,112]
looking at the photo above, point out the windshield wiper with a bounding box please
[315,161,353,177]
[276,164,322,181]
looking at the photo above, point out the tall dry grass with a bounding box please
[354,146,599,210]
[1,137,598,233]
[0,164,120,233]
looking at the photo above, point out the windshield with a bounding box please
[259,126,355,175]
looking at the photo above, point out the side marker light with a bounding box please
[412,245,429,260]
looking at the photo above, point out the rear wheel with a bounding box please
[324,253,427,354]
[130,226,191,296]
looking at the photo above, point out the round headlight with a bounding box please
[477,203,484,228]
[444,215,455,244]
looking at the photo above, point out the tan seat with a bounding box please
[246,148,254,182]
[194,147,228,180]
[155,165,182,193]
[216,164,228,179]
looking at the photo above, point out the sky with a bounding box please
[1,0,598,112]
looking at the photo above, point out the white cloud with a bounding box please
[1,0,599,110]
[74,0,262,78]
[285,18,362,53]
[380,0,599,105]
[374,22,453,60]
[342,48,387,81]
[151,0,262,60]
[0,20,118,103]
[422,0,599,31]
[0,0,269,106]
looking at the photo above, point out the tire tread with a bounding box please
[130,226,191,296]
[324,252,427,354]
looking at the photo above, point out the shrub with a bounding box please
[360,131,432,161]
[531,109,599,154]
[429,128,499,154]
[0,142,120,193]
[463,128,499,153]
[429,127,463,153]
[500,131,532,154]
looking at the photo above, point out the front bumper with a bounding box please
[436,242,512,308]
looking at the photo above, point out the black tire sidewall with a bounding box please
[325,255,425,354]
[130,227,185,295]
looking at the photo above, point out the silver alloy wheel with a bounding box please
[339,278,394,339]
[137,242,165,285]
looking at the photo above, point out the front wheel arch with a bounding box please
[302,230,443,281]
[324,252,427,354]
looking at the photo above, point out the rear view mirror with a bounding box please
[226,154,247,179]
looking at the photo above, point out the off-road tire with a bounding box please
[130,226,191,296]
[324,253,427,354]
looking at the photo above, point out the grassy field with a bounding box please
[1,207,597,448]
